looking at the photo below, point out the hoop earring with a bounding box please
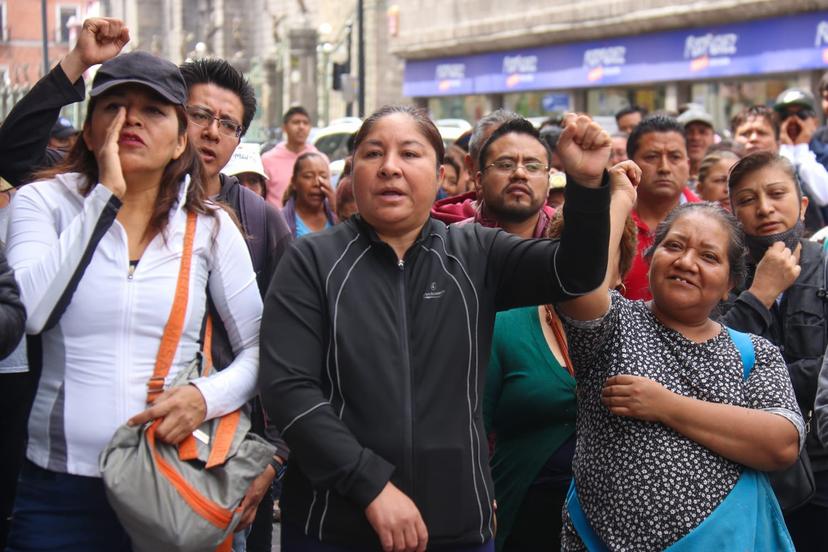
[616,282,627,295]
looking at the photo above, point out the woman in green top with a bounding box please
[483,161,639,551]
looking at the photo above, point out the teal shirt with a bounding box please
[483,306,577,550]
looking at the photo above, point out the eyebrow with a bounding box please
[363,138,426,148]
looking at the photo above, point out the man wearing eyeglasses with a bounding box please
[432,116,556,240]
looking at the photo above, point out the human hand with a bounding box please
[607,160,640,211]
[557,113,611,188]
[601,374,671,422]
[93,107,127,198]
[235,463,278,531]
[128,384,208,444]
[60,18,130,83]
[364,482,428,552]
[748,241,801,308]
[320,180,337,213]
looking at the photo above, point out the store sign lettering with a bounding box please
[816,21,828,47]
[684,33,738,59]
[435,63,465,92]
[583,46,626,67]
[435,63,465,80]
[502,55,538,74]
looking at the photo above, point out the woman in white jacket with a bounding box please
[4,48,262,551]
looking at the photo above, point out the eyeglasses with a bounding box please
[484,159,550,176]
[779,108,816,121]
[186,106,243,138]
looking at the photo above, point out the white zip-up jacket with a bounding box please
[6,173,263,477]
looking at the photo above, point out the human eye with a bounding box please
[702,251,720,262]
[402,149,421,159]
[220,119,240,133]
[525,162,546,173]
[103,100,124,111]
[362,149,383,159]
[189,109,210,123]
[662,240,682,250]
[494,159,515,171]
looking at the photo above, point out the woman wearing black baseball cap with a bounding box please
[4,51,263,550]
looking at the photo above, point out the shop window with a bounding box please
[57,5,79,43]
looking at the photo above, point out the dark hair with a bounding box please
[283,151,327,203]
[179,58,256,136]
[468,109,519,171]
[283,106,310,125]
[442,154,461,179]
[697,150,740,185]
[626,115,686,160]
[352,105,445,170]
[727,150,801,200]
[33,91,215,242]
[730,105,780,141]
[546,210,638,283]
[539,126,563,152]
[478,117,552,171]
[615,105,648,123]
[645,202,747,289]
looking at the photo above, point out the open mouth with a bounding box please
[199,147,217,163]
[119,132,144,146]
[668,275,696,287]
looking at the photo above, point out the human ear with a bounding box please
[800,195,809,221]
[171,134,187,161]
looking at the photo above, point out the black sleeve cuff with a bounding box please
[563,170,611,214]
[338,448,396,509]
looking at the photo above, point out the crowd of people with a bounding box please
[3,15,828,552]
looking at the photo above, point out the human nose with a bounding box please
[657,154,670,173]
[123,104,142,126]
[378,153,402,178]
[756,193,773,216]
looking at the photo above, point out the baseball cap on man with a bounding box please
[774,88,816,113]
[90,51,187,105]
[51,117,77,139]
[222,143,268,179]
[677,108,714,129]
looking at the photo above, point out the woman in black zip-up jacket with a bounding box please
[260,106,612,552]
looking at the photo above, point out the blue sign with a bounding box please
[542,93,570,112]
[403,11,828,97]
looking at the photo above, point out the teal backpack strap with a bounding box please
[726,327,755,380]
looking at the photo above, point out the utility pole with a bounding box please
[357,0,365,117]
[345,22,353,117]
[41,0,49,77]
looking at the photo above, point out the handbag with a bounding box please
[767,413,816,513]
[99,211,276,552]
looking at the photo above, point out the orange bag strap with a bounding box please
[205,410,241,468]
[146,211,198,404]
[146,420,234,530]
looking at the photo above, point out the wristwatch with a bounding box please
[269,456,287,481]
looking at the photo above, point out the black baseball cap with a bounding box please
[90,51,187,105]
[51,116,77,139]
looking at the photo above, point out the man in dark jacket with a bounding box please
[0,18,290,550]
[0,245,24,360]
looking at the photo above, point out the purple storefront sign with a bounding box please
[403,11,828,97]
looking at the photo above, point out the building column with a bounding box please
[288,26,319,123]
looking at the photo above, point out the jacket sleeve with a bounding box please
[0,64,84,186]
[262,202,292,293]
[191,209,263,420]
[814,354,828,446]
[259,242,395,508]
[719,290,774,336]
[6,182,120,334]
[489,174,611,311]
[0,244,25,360]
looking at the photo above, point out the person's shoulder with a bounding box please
[18,172,88,201]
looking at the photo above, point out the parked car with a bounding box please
[313,118,362,162]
